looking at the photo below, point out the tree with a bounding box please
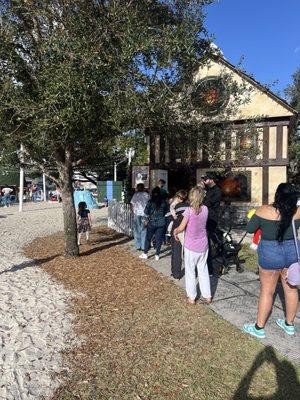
[76,131,148,185]
[285,68,300,182]
[0,0,217,257]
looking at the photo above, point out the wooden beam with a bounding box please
[276,125,283,161]
[262,166,269,205]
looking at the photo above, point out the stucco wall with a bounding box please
[194,60,293,121]
[268,166,287,204]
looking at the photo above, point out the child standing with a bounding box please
[77,201,92,245]
[174,186,211,305]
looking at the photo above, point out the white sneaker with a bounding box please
[139,253,148,259]
[155,255,160,261]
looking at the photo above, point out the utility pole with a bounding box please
[113,148,135,182]
[19,144,24,212]
[125,147,135,165]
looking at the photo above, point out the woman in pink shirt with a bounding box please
[174,186,212,305]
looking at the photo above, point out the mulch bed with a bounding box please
[24,227,300,400]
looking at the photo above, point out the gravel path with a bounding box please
[0,203,107,400]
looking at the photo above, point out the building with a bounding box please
[146,57,297,206]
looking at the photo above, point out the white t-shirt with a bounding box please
[130,191,150,216]
[2,187,13,195]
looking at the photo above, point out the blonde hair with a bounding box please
[189,186,205,214]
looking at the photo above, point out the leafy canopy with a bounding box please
[0,0,213,182]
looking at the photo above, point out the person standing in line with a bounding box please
[174,186,211,305]
[1,185,13,207]
[243,183,300,339]
[156,179,168,200]
[77,201,92,245]
[130,183,150,251]
[139,187,168,261]
[31,184,38,202]
[169,190,188,279]
[201,172,222,275]
[156,179,169,244]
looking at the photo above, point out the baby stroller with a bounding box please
[211,227,247,275]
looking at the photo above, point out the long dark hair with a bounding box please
[150,187,163,208]
[273,183,298,241]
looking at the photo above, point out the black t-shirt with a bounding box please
[172,201,189,231]
[203,185,222,223]
[78,209,90,218]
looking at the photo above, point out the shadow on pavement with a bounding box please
[233,346,300,400]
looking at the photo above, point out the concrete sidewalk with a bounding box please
[129,244,300,365]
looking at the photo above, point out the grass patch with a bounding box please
[240,244,259,273]
[25,227,300,400]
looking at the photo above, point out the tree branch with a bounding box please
[78,171,97,186]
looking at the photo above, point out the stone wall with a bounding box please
[219,204,253,228]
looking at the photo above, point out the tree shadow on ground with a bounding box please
[90,231,125,245]
[80,237,132,257]
[0,255,60,275]
[3,231,129,274]
[19,205,62,212]
[233,346,300,400]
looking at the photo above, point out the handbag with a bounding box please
[143,207,156,227]
[287,220,300,286]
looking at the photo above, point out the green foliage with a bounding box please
[285,68,300,111]
[0,0,213,181]
[285,68,300,181]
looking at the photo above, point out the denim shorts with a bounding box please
[257,239,299,270]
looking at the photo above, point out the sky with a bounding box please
[204,0,300,99]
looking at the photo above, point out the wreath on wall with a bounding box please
[191,76,229,116]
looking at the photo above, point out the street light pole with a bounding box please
[114,162,117,182]
[43,173,47,201]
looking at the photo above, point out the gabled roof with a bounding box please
[217,56,297,116]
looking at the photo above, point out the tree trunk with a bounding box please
[59,165,79,258]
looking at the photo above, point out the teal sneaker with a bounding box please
[276,319,296,335]
[243,323,266,339]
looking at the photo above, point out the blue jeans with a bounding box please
[258,239,299,270]
[133,215,147,251]
[3,194,10,206]
[144,224,165,256]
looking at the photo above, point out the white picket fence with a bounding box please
[108,200,133,237]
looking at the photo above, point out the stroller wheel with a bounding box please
[219,265,229,275]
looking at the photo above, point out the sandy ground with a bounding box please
[0,202,107,400]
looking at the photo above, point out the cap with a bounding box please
[201,171,218,181]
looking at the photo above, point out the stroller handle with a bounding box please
[238,231,248,244]
[223,226,232,240]
[224,225,248,244]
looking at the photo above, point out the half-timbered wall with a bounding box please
[148,120,290,205]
